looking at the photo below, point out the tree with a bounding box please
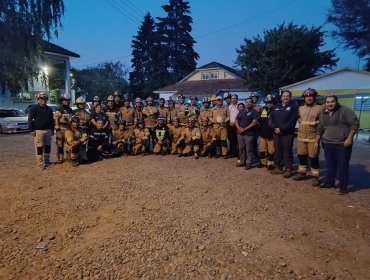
[327,0,370,70]
[156,0,199,83]
[0,0,65,94]
[129,13,165,99]
[235,23,338,94]
[72,62,128,100]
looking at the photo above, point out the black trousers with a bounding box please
[227,125,238,157]
[273,134,294,169]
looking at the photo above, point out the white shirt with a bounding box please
[229,104,239,123]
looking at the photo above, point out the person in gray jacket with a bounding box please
[316,94,359,194]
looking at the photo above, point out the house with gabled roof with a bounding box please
[154,61,251,102]
[281,67,370,129]
[0,42,79,110]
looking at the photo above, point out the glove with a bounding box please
[31,131,36,137]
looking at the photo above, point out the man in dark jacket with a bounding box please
[235,98,260,169]
[316,94,359,194]
[87,119,113,162]
[269,90,298,178]
[28,92,54,169]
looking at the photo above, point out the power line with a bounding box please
[105,0,140,25]
[195,0,302,39]
[119,0,144,19]
[76,0,302,69]
[110,0,142,23]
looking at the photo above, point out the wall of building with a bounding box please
[187,69,236,81]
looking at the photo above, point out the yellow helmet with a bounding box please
[211,95,217,101]
[76,97,86,104]
[36,92,48,100]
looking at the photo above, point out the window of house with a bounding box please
[353,96,370,111]
[201,71,219,80]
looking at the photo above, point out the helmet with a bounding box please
[250,92,259,98]
[36,92,48,100]
[202,97,211,103]
[216,96,222,101]
[93,96,101,102]
[107,95,114,101]
[69,115,80,124]
[223,92,232,99]
[135,97,142,103]
[168,99,174,104]
[159,97,165,102]
[302,88,318,98]
[211,95,217,101]
[117,119,126,126]
[146,97,153,102]
[172,116,179,122]
[137,118,144,125]
[76,97,86,104]
[59,93,70,101]
[264,94,276,103]
[157,114,165,121]
[190,96,198,101]
[113,91,120,97]
[122,96,130,102]
[178,95,185,99]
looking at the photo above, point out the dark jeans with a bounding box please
[227,125,238,157]
[273,134,294,169]
[322,142,352,187]
[238,134,255,166]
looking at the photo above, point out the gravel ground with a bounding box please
[0,133,370,280]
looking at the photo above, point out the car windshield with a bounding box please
[0,109,26,118]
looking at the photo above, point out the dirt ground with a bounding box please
[0,133,370,280]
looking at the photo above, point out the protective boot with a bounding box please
[72,160,79,167]
[43,153,53,167]
[311,177,320,187]
[283,168,292,178]
[292,172,306,181]
[194,152,199,159]
[36,155,45,170]
[55,154,64,164]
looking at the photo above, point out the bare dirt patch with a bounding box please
[1,133,370,279]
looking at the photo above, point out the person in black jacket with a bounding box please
[87,119,113,162]
[269,90,298,178]
[152,115,170,155]
[28,92,54,169]
[259,94,276,171]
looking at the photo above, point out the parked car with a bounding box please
[0,108,30,133]
[24,103,58,115]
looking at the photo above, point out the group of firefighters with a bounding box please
[29,88,359,194]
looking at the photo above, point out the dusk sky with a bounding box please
[54,0,365,73]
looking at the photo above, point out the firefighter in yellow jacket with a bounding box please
[112,119,133,155]
[179,117,201,159]
[175,95,189,126]
[292,88,323,187]
[200,116,216,157]
[209,96,230,158]
[73,97,90,132]
[199,97,212,123]
[54,93,74,163]
[119,97,135,128]
[64,116,88,166]
[132,118,150,155]
[169,116,184,155]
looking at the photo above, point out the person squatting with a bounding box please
[29,89,359,195]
